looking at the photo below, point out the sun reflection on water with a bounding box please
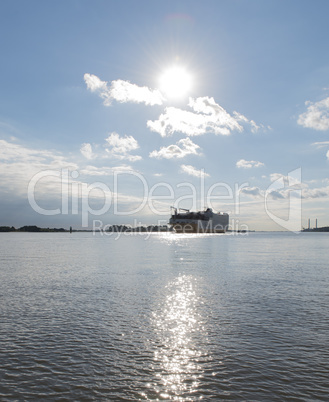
[152,274,204,399]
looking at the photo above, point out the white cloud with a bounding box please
[180,164,209,178]
[105,132,138,153]
[311,141,329,148]
[189,97,242,133]
[84,73,107,92]
[84,73,164,106]
[301,186,329,199]
[0,139,76,168]
[269,173,303,187]
[297,97,329,131]
[147,107,212,137]
[240,186,264,198]
[110,79,164,105]
[240,185,298,200]
[235,171,329,203]
[105,132,142,161]
[120,154,142,162]
[236,159,264,169]
[80,143,94,160]
[233,112,264,133]
[0,139,147,217]
[80,165,134,176]
[149,137,200,159]
[0,139,78,198]
[84,73,112,106]
[327,150,329,160]
[147,96,262,137]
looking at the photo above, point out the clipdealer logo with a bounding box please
[27,167,303,232]
[264,168,302,233]
[27,168,248,227]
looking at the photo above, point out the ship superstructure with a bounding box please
[169,207,229,233]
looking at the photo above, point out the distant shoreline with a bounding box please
[2,225,329,233]
[0,225,171,233]
[301,226,329,232]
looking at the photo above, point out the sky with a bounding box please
[1,0,329,231]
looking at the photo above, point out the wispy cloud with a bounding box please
[180,164,209,178]
[80,165,134,176]
[236,159,264,168]
[80,143,94,160]
[147,96,261,137]
[149,137,200,159]
[84,74,111,105]
[105,132,142,161]
[311,141,329,148]
[0,139,145,216]
[0,139,78,198]
[79,133,142,162]
[239,174,329,200]
[0,139,76,168]
[302,186,329,199]
[84,73,164,106]
[269,173,303,187]
[298,97,329,131]
[240,186,264,198]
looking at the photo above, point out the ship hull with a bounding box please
[172,223,226,233]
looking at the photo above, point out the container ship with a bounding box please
[169,207,229,233]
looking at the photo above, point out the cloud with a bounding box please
[149,137,200,159]
[267,190,286,200]
[84,74,112,105]
[327,150,329,160]
[180,164,209,178]
[105,132,142,161]
[80,143,94,160]
[236,159,264,169]
[269,173,303,187]
[189,97,243,133]
[301,186,329,199]
[147,96,262,137]
[0,139,78,198]
[110,80,164,105]
[240,186,264,198]
[84,73,107,92]
[0,139,147,220]
[105,132,138,153]
[0,139,76,168]
[311,141,329,148]
[233,112,262,133]
[147,107,212,137]
[297,97,329,131]
[240,185,297,200]
[80,165,134,176]
[237,171,329,202]
[84,73,164,106]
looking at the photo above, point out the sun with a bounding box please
[159,66,192,100]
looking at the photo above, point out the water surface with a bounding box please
[0,232,328,400]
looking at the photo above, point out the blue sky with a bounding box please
[1,0,329,230]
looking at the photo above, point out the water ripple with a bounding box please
[0,232,329,400]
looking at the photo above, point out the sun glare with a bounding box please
[159,66,192,100]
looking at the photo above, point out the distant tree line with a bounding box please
[0,225,171,233]
[0,226,66,232]
[301,226,329,232]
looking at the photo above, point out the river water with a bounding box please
[0,232,328,400]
